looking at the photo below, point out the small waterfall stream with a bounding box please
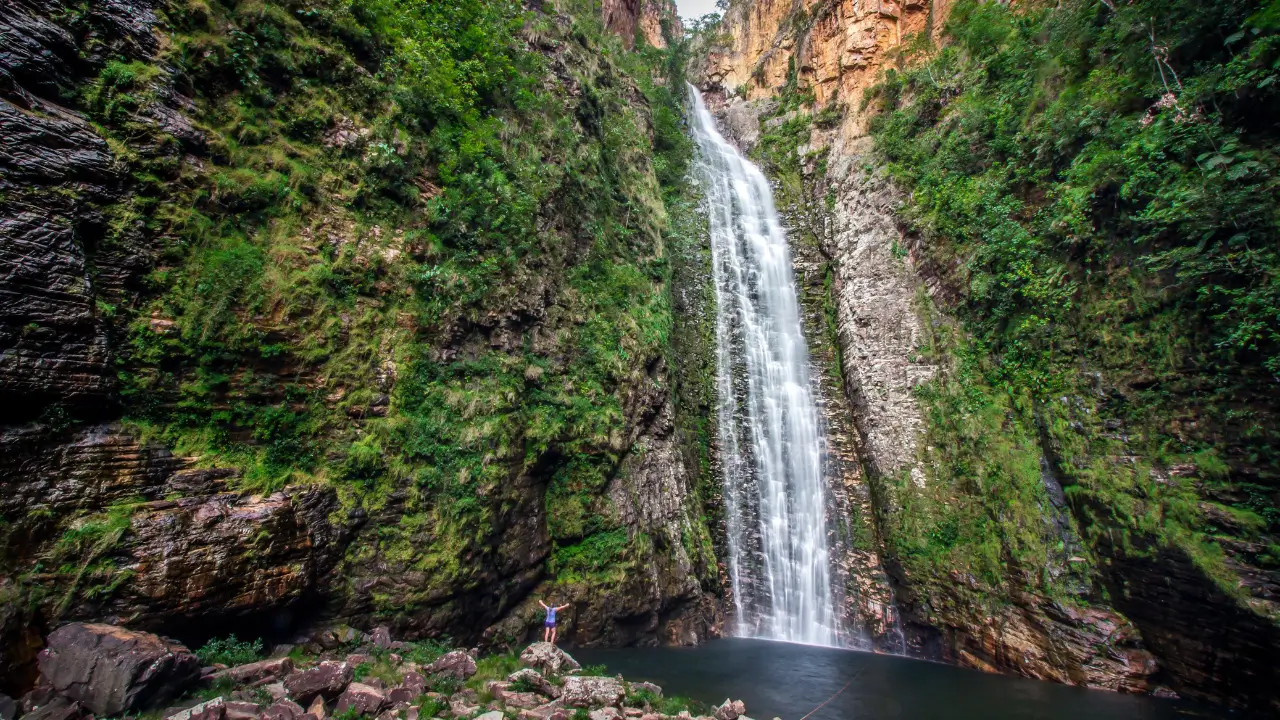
[688,85,837,646]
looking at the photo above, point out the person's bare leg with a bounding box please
[550,627,557,644]
[543,626,549,642]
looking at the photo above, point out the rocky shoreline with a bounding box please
[7,624,756,720]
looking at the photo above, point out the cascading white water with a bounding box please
[688,85,837,646]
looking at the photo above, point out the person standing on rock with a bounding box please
[539,599,570,644]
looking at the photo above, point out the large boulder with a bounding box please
[507,669,558,698]
[560,677,625,709]
[518,644,581,676]
[334,682,387,717]
[713,700,746,720]
[36,623,201,716]
[370,627,393,650]
[284,662,353,704]
[262,699,306,720]
[212,658,294,685]
[627,682,661,700]
[423,651,476,680]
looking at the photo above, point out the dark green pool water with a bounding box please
[573,638,1236,720]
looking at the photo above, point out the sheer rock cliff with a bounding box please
[693,0,1280,711]
[0,0,713,694]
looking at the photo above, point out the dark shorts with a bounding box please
[545,620,556,628]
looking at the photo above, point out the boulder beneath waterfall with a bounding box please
[35,623,201,716]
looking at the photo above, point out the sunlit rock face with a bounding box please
[694,0,1280,712]
[602,0,682,49]
[694,0,938,111]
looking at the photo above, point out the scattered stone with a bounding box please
[263,699,306,720]
[365,678,387,691]
[401,671,427,695]
[627,682,661,700]
[507,669,558,698]
[0,695,18,720]
[213,658,295,685]
[335,682,388,716]
[588,709,622,720]
[389,654,403,665]
[423,650,476,680]
[223,701,262,720]
[37,623,202,716]
[501,691,544,710]
[371,627,394,650]
[639,714,662,720]
[284,661,354,704]
[474,712,504,720]
[387,687,416,705]
[264,683,288,701]
[713,700,746,720]
[306,696,328,720]
[346,654,373,667]
[448,697,479,717]
[404,706,419,720]
[163,698,225,720]
[519,644,581,676]
[560,677,625,708]
[375,710,401,720]
[332,626,367,646]
[623,710,643,719]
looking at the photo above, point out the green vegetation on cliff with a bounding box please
[870,0,1280,614]
[11,0,718,637]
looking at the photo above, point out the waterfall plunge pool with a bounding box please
[573,638,1233,720]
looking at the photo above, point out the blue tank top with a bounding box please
[546,606,557,622]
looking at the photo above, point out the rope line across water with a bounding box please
[795,668,862,720]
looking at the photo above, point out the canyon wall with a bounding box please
[693,0,1280,712]
[0,0,713,694]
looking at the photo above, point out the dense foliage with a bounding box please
[24,0,717,625]
[870,0,1280,610]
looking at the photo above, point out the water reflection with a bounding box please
[573,638,1233,720]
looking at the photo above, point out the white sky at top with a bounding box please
[674,0,722,20]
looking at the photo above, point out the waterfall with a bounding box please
[688,85,838,647]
